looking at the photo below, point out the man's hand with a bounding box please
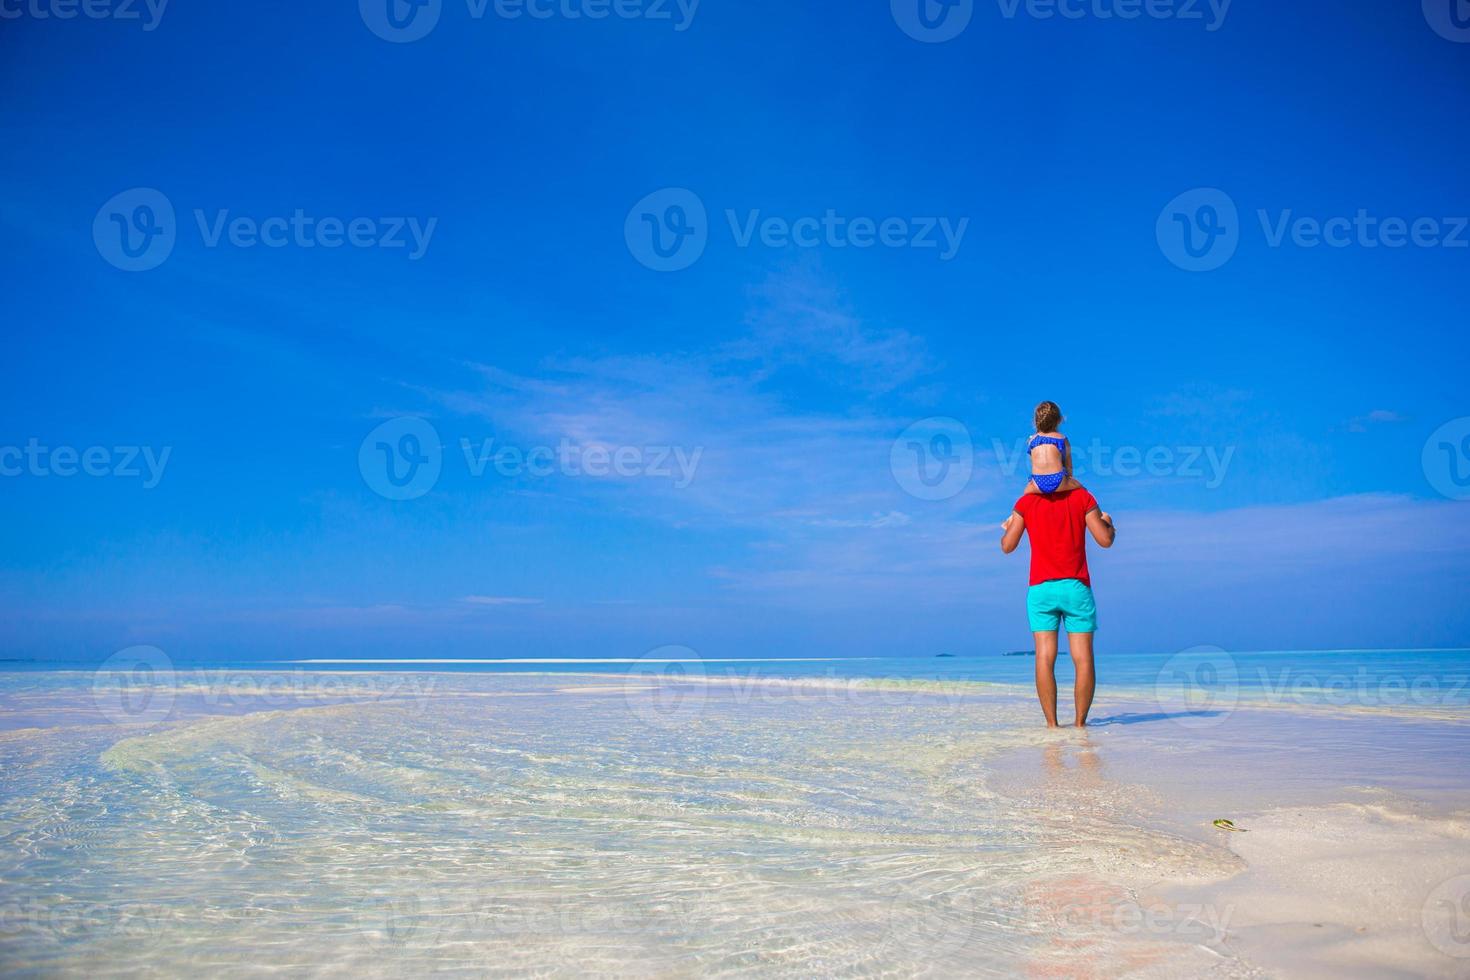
[1000,511,1025,554]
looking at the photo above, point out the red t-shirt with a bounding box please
[1013,488,1099,586]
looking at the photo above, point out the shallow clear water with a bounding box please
[0,673,1233,977]
[10,647,1468,709]
[1,661,1467,977]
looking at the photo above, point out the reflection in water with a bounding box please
[1042,738,1100,783]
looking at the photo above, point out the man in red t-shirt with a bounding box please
[1000,487,1116,727]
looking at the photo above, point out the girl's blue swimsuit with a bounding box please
[1028,435,1067,493]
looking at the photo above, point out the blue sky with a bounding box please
[2,0,1468,662]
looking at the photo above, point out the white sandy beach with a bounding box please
[0,671,1467,977]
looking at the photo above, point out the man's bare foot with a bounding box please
[1073,722,1087,728]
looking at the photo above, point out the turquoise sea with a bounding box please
[7,647,1466,710]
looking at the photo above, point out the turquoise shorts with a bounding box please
[1027,578,1097,633]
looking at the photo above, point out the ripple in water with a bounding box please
[0,673,1246,977]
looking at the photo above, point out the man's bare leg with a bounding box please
[1068,633,1096,727]
[1033,631,1060,727]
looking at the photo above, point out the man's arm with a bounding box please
[1085,507,1115,548]
[1000,511,1025,554]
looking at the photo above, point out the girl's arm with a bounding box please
[1063,437,1072,477]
